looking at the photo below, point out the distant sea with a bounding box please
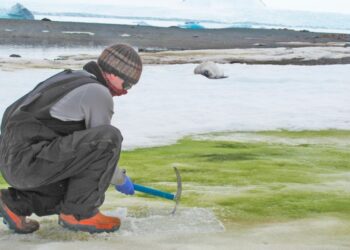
[32,12,350,34]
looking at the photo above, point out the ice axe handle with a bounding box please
[133,183,175,201]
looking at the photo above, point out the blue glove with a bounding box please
[115,176,135,195]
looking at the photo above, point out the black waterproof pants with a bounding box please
[1,125,122,219]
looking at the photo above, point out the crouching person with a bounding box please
[0,44,142,234]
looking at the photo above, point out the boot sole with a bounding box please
[58,218,120,233]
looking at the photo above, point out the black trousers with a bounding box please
[1,125,122,219]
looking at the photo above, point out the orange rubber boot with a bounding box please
[59,212,121,233]
[0,192,40,234]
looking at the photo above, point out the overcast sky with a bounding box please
[2,0,350,15]
[263,0,350,14]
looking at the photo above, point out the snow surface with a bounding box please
[1,63,349,150]
[0,53,349,249]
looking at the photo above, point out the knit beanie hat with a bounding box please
[98,44,142,86]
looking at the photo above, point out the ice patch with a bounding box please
[61,31,95,36]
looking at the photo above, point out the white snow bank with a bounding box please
[143,46,350,64]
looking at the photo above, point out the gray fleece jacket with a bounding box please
[50,83,125,185]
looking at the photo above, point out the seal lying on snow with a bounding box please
[194,61,228,79]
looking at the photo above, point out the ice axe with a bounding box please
[133,166,182,214]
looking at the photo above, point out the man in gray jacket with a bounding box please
[0,44,142,234]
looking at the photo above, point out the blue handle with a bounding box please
[133,183,175,200]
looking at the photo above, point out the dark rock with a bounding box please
[9,54,21,58]
[138,47,168,52]
[41,18,51,21]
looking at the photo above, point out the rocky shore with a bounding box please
[1,19,350,49]
[1,19,350,66]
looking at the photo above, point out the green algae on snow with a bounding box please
[118,130,350,224]
[0,130,349,226]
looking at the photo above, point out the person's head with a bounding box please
[98,44,142,96]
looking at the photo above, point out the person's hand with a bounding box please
[115,175,134,195]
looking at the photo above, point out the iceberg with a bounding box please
[0,3,34,20]
[179,21,205,29]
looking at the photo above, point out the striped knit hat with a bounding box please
[98,44,142,85]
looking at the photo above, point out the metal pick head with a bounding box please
[170,166,182,215]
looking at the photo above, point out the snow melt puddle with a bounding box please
[115,207,225,236]
[0,208,224,242]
